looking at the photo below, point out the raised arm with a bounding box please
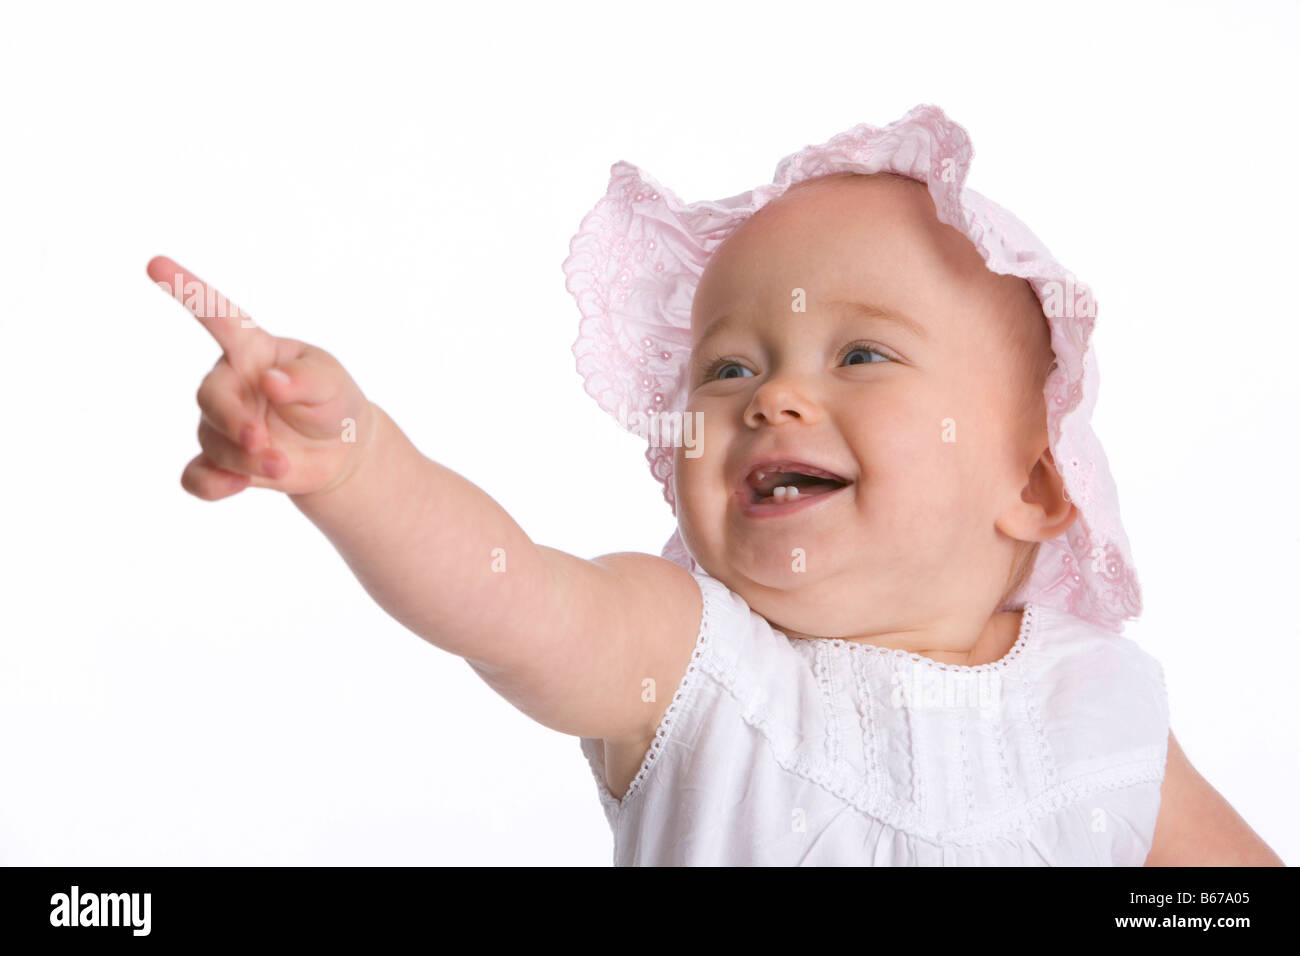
[151,255,703,745]
[289,403,704,741]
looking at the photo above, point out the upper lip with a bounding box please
[736,456,853,497]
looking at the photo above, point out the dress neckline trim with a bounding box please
[783,601,1039,674]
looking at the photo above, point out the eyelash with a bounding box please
[700,340,895,381]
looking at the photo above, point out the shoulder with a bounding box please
[1145,731,1285,865]
[1026,604,1169,730]
[1015,606,1171,839]
[490,547,712,744]
[586,552,711,742]
[590,550,703,611]
[577,555,746,803]
[586,555,793,740]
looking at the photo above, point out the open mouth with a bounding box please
[742,461,852,507]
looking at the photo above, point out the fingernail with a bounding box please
[261,453,282,478]
[266,368,290,385]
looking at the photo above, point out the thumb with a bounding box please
[258,357,345,439]
[259,357,335,407]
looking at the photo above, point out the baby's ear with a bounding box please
[996,446,1078,543]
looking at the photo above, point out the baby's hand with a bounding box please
[148,255,375,501]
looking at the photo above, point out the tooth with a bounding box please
[757,472,766,481]
[772,485,798,501]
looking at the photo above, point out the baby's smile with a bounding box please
[735,458,853,515]
[671,170,1072,665]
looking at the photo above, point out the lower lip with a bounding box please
[736,484,851,519]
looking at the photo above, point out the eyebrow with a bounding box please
[827,300,930,342]
[694,299,930,352]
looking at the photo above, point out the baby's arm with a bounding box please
[152,255,704,746]
[291,402,704,741]
[1144,731,1284,866]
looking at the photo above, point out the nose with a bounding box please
[743,375,823,428]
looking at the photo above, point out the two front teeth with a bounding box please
[756,472,802,501]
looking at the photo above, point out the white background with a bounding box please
[1,0,1295,865]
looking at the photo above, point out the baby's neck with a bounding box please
[780,607,1026,667]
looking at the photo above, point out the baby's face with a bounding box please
[673,172,1061,640]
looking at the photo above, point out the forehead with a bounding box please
[690,172,1000,342]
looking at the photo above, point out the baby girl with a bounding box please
[148,104,1282,866]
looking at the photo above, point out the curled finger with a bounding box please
[197,358,264,450]
[197,418,288,480]
[180,452,252,501]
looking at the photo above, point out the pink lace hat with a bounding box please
[561,104,1142,633]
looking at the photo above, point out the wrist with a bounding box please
[290,398,386,506]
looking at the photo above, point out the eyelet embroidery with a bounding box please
[813,642,840,769]
[796,602,1038,674]
[957,716,973,831]
[583,575,1168,853]
[594,573,715,811]
[851,645,882,803]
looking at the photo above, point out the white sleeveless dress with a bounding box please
[579,569,1169,865]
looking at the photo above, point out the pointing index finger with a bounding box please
[147,255,274,361]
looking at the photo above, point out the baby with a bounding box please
[148,105,1282,866]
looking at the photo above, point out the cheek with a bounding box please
[671,447,724,565]
[672,443,690,511]
[853,401,957,488]
[672,440,717,526]
[674,398,730,489]
[852,401,981,530]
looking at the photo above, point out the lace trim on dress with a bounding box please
[578,571,715,816]
[704,644,1167,845]
[789,602,1038,674]
[697,600,1165,845]
[938,750,1165,846]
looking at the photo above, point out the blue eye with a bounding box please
[842,344,890,366]
[712,363,753,381]
[702,341,892,381]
